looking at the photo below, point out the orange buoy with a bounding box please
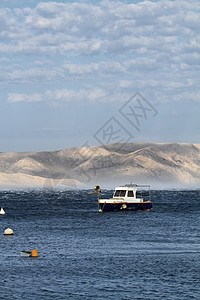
[31,249,38,257]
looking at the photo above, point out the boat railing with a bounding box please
[122,184,150,188]
[135,185,151,202]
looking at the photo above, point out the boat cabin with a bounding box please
[113,184,151,202]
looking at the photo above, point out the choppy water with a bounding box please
[0,189,199,299]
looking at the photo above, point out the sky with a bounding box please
[0,0,199,152]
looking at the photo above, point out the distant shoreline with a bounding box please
[0,142,199,190]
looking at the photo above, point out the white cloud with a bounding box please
[1,0,199,106]
[7,87,131,105]
[8,93,43,103]
[7,88,108,104]
[45,87,112,103]
[0,8,16,28]
[0,0,199,56]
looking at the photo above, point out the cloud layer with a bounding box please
[0,0,199,104]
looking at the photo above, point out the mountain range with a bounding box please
[0,143,199,189]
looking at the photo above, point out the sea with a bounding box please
[0,189,199,300]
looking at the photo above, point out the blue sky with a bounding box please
[0,0,199,152]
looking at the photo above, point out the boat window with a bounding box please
[120,190,126,197]
[114,190,120,196]
[114,190,126,197]
[128,191,134,197]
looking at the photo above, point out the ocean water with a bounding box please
[0,189,199,300]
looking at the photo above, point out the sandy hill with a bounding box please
[0,143,199,189]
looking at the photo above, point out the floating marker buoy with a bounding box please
[20,250,38,257]
[31,249,38,257]
[4,228,14,235]
[0,208,5,215]
[21,251,32,257]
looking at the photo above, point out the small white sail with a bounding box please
[0,207,5,215]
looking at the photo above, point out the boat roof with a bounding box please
[115,184,150,190]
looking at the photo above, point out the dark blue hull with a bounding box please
[99,202,153,212]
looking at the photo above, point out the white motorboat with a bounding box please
[91,184,153,212]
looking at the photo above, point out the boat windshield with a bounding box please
[114,190,126,197]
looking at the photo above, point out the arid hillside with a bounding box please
[0,143,199,189]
